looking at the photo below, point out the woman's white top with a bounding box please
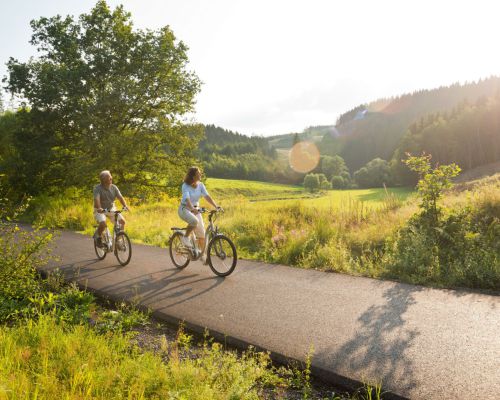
[180,182,209,208]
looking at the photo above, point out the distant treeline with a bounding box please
[198,125,302,184]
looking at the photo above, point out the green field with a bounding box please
[207,177,413,205]
[206,178,307,201]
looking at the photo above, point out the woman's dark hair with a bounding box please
[184,166,201,185]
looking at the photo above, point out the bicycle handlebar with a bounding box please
[100,207,128,214]
[196,207,223,214]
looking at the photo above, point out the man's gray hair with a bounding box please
[99,170,111,181]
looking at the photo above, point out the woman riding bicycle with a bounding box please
[178,167,221,258]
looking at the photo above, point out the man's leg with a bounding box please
[118,214,126,230]
[98,221,107,236]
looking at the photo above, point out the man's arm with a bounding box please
[117,193,129,210]
[94,195,103,212]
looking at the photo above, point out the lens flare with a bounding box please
[288,141,320,174]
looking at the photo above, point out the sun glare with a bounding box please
[288,141,320,173]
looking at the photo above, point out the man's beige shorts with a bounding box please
[94,208,125,225]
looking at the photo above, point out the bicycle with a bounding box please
[93,207,132,266]
[169,207,237,277]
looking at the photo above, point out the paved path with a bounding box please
[43,230,500,399]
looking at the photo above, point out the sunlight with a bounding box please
[288,141,320,173]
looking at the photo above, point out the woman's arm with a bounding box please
[186,198,198,214]
[204,195,219,209]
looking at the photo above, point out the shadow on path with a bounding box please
[317,283,423,395]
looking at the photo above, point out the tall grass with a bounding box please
[0,315,286,399]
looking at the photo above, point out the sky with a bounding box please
[1,0,500,136]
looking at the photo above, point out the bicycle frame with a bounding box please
[169,207,237,276]
[171,208,220,259]
[97,208,125,252]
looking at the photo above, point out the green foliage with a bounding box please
[319,155,349,181]
[404,153,460,225]
[331,175,346,189]
[94,303,149,334]
[384,197,500,289]
[304,173,320,192]
[0,192,53,301]
[383,156,499,289]
[4,1,201,196]
[0,314,288,399]
[393,94,500,186]
[303,173,329,192]
[320,179,332,190]
[353,158,392,188]
[326,77,500,173]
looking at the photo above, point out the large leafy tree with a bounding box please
[4,1,202,195]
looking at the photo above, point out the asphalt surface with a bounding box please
[42,229,500,399]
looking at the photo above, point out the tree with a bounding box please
[320,155,348,180]
[4,1,201,195]
[303,173,320,192]
[330,175,345,189]
[353,158,392,188]
[404,153,460,226]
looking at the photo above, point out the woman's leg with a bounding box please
[193,213,206,252]
[178,207,198,245]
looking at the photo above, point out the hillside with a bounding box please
[197,78,500,187]
[325,77,500,171]
[267,78,500,169]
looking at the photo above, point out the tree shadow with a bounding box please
[315,283,423,396]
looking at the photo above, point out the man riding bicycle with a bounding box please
[93,170,129,247]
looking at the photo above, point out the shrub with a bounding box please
[331,175,346,189]
[0,190,53,301]
[303,173,320,192]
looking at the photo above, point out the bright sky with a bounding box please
[1,0,500,136]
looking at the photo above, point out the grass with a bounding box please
[206,177,311,201]
[0,314,287,399]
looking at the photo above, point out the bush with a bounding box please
[331,175,346,189]
[353,158,392,188]
[0,192,53,301]
[303,173,320,192]
[383,155,499,289]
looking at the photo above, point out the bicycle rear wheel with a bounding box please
[114,232,132,266]
[207,235,237,277]
[169,232,190,269]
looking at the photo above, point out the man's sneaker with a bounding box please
[94,233,103,248]
[180,235,192,248]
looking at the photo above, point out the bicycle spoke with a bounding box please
[207,235,237,277]
[115,233,132,266]
[169,232,190,269]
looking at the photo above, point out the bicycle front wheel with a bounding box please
[94,232,106,260]
[207,235,237,277]
[169,232,190,269]
[114,232,132,266]
[94,239,107,260]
